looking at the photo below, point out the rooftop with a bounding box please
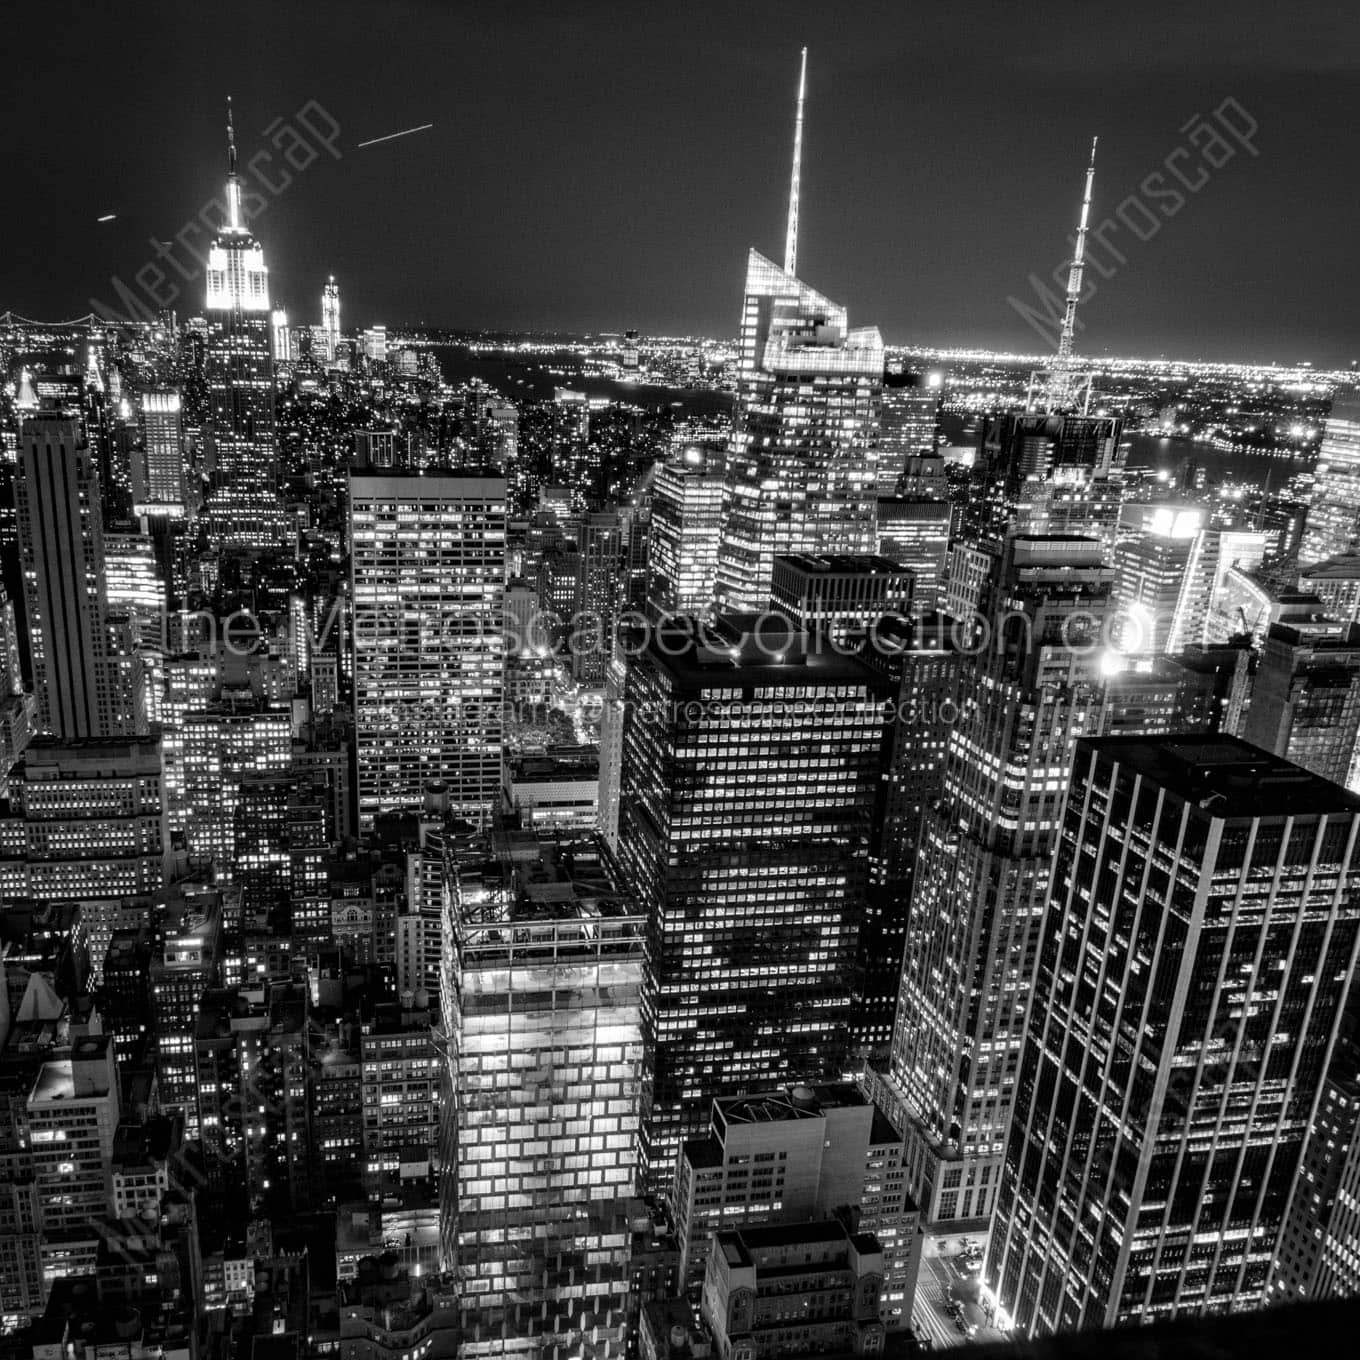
[1082,735,1360,818]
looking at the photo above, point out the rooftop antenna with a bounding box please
[1028,136,1098,413]
[225,96,242,229]
[783,47,808,276]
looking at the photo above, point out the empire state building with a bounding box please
[202,103,291,549]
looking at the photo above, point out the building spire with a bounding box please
[225,96,243,230]
[1055,135,1097,373]
[783,47,807,277]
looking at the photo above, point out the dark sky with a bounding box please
[5,0,1359,364]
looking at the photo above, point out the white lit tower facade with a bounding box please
[202,103,290,549]
[321,275,340,362]
[1301,391,1360,564]
[716,52,886,611]
[349,472,507,828]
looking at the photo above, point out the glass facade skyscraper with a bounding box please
[716,251,884,611]
[1302,393,1360,564]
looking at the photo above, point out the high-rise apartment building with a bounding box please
[349,471,507,827]
[1302,392,1360,564]
[989,736,1360,1333]
[615,615,893,1193]
[16,417,126,738]
[716,252,884,611]
[440,828,645,1359]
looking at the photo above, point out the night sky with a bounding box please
[6,0,1360,364]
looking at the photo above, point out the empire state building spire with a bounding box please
[225,96,243,230]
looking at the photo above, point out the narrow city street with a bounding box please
[912,1247,1011,1349]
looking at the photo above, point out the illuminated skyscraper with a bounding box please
[321,275,341,361]
[441,828,644,1359]
[1242,622,1360,790]
[716,253,884,610]
[878,369,942,487]
[870,537,1115,1228]
[1302,392,1360,564]
[16,416,127,739]
[647,448,727,618]
[615,615,893,1193]
[715,56,884,610]
[201,104,290,549]
[349,472,506,827]
[990,736,1360,1333]
[134,389,187,516]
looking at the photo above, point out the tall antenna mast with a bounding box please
[1055,135,1097,373]
[1031,135,1097,413]
[225,96,242,229]
[783,47,808,276]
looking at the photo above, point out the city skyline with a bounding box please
[4,1,1360,364]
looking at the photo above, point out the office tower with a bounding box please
[701,1221,886,1360]
[321,275,341,360]
[770,554,914,645]
[615,615,893,1192]
[349,472,506,828]
[182,700,292,873]
[1242,623,1360,789]
[1302,392,1360,563]
[270,306,292,362]
[1114,517,1201,654]
[133,389,187,516]
[874,498,950,614]
[16,417,127,738]
[440,828,645,1359]
[674,1084,923,1326]
[574,510,624,686]
[2,737,164,986]
[1299,551,1360,625]
[872,537,1115,1228]
[151,889,224,1128]
[201,107,289,549]
[195,981,315,1212]
[621,329,640,372]
[1166,527,1268,652]
[361,324,387,363]
[716,252,884,611]
[0,586,36,775]
[360,998,439,1195]
[235,770,331,943]
[648,448,726,617]
[878,368,942,486]
[989,736,1360,1334]
[1098,645,1253,739]
[974,410,1125,548]
[27,1035,120,1236]
[856,616,960,1057]
[104,530,165,648]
